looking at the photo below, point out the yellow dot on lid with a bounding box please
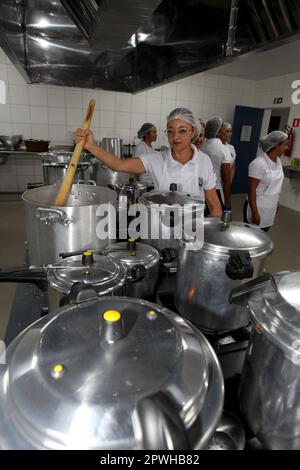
[53,364,64,373]
[103,310,122,322]
[148,310,156,316]
[83,251,92,256]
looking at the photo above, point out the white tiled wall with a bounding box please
[1,44,300,207]
[254,72,300,211]
[254,73,300,158]
[0,46,258,192]
[0,48,259,148]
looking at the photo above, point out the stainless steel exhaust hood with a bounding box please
[0,0,300,93]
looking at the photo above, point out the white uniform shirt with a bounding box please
[134,141,155,186]
[248,153,283,194]
[139,144,216,196]
[226,143,236,166]
[202,138,232,189]
[247,153,284,228]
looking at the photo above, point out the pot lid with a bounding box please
[0,298,222,449]
[249,271,300,360]
[42,161,89,167]
[139,190,204,210]
[47,253,126,294]
[195,219,273,257]
[103,241,160,267]
[115,181,147,191]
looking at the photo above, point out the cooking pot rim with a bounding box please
[248,271,300,360]
[22,184,117,207]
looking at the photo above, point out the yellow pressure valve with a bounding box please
[103,310,122,323]
[101,310,124,343]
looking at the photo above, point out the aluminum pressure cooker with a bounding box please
[0,252,127,312]
[139,185,204,272]
[0,297,224,450]
[103,239,160,299]
[47,251,126,310]
[230,271,300,449]
[175,219,273,332]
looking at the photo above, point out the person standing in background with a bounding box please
[193,118,205,149]
[202,117,232,210]
[221,122,236,182]
[75,108,222,217]
[244,131,288,232]
[134,123,157,188]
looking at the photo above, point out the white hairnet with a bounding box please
[137,123,155,140]
[223,122,232,130]
[167,108,196,128]
[192,118,204,144]
[205,116,223,139]
[260,130,288,153]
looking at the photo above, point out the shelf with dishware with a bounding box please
[0,150,45,155]
[0,135,52,152]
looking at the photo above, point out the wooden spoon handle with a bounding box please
[54,99,95,207]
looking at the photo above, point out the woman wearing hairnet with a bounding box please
[244,130,289,232]
[193,118,205,149]
[221,122,236,182]
[75,108,222,216]
[134,123,157,188]
[202,117,233,211]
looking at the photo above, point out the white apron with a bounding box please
[158,150,204,198]
[158,151,205,248]
[247,155,284,228]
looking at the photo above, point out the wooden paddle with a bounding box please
[54,99,95,206]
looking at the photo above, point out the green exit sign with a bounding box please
[273,97,283,104]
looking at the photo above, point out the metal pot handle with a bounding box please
[225,250,253,280]
[0,266,48,291]
[129,264,147,283]
[37,152,48,160]
[229,273,277,306]
[27,182,44,189]
[80,164,90,171]
[68,282,98,304]
[160,248,177,264]
[132,391,190,450]
[59,249,93,259]
[36,207,73,226]
[77,179,96,185]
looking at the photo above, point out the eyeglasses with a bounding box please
[164,128,191,137]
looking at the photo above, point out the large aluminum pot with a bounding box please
[174,219,273,333]
[0,297,224,450]
[117,180,148,207]
[42,163,91,185]
[230,271,300,450]
[116,181,148,240]
[139,187,205,272]
[41,150,92,185]
[101,137,122,157]
[91,158,135,187]
[22,182,117,266]
[103,240,160,299]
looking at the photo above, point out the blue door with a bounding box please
[231,105,264,194]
